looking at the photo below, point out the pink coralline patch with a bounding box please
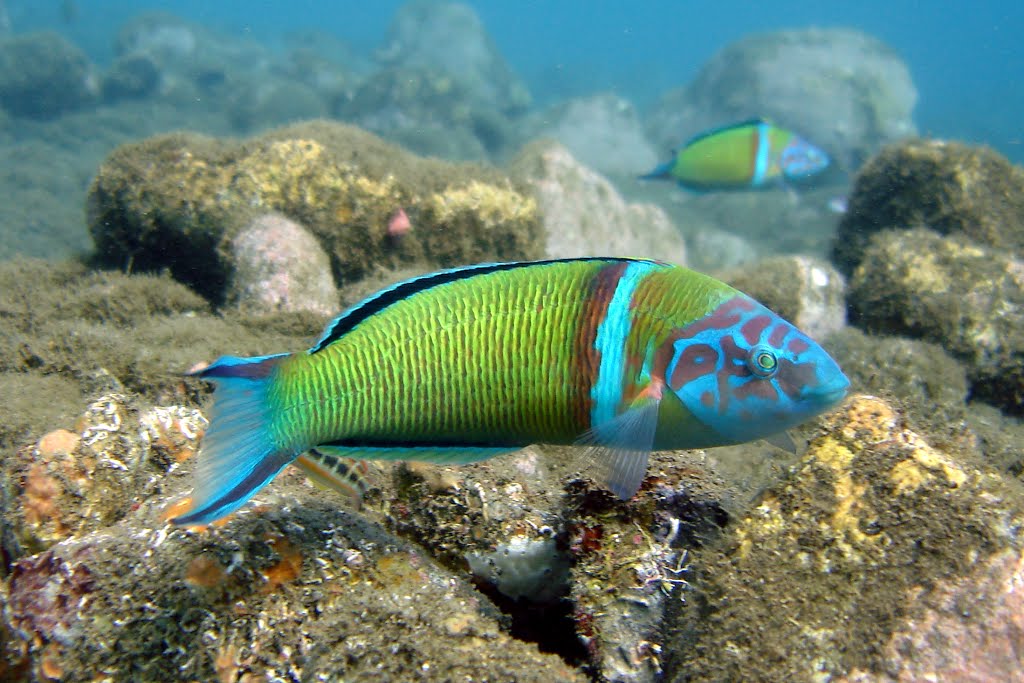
[842,549,1024,683]
[229,212,338,315]
[387,208,412,239]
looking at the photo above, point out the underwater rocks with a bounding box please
[510,140,687,263]
[720,255,846,342]
[376,0,530,118]
[524,93,660,178]
[833,139,1024,275]
[0,393,205,559]
[228,212,339,316]
[0,477,584,681]
[647,28,917,173]
[87,120,543,303]
[0,31,98,118]
[848,228,1024,414]
[666,395,1024,682]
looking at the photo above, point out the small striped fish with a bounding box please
[641,119,829,191]
[172,257,848,525]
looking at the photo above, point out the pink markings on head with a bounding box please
[740,314,772,345]
[776,358,820,400]
[720,335,779,404]
[387,208,412,239]
[701,391,715,408]
[768,322,789,347]
[677,297,755,340]
[787,338,810,355]
[669,343,719,391]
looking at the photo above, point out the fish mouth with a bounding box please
[802,375,851,407]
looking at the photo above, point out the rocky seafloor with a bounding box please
[1,3,1022,681]
[0,119,1022,682]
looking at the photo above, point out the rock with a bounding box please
[337,65,496,160]
[114,12,198,63]
[665,395,1024,681]
[227,213,338,315]
[0,474,585,681]
[0,31,98,118]
[647,28,917,174]
[848,228,1024,414]
[510,140,686,263]
[102,53,161,102]
[832,139,1024,275]
[0,393,206,557]
[376,0,530,116]
[719,255,846,342]
[227,79,328,133]
[684,228,758,271]
[86,120,543,303]
[841,549,1024,682]
[525,93,659,177]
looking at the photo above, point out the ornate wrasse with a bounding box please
[172,257,849,525]
[641,118,829,190]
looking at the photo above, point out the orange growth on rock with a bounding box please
[36,429,81,459]
[260,533,303,592]
[185,554,227,589]
[23,464,62,527]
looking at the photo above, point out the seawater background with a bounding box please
[13,0,1024,161]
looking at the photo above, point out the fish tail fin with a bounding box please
[170,352,297,526]
[638,160,675,181]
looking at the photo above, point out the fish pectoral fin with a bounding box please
[575,398,660,500]
[762,430,798,454]
[293,449,376,507]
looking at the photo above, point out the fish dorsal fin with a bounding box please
[682,118,772,148]
[309,257,645,353]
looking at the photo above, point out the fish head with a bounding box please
[663,294,849,445]
[780,136,830,179]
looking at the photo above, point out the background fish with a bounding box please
[172,257,849,525]
[641,118,830,191]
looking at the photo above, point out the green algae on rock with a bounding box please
[833,139,1024,275]
[86,120,542,303]
[664,395,1024,682]
[848,228,1024,414]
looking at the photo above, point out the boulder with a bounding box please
[647,28,917,174]
[510,140,686,263]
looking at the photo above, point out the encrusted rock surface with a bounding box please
[87,120,543,303]
[665,396,1024,682]
[510,140,686,263]
[833,139,1024,275]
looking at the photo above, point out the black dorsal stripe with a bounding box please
[310,256,641,354]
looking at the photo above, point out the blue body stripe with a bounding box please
[751,121,772,186]
[590,261,659,427]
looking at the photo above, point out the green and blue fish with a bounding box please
[172,257,849,525]
[642,119,829,191]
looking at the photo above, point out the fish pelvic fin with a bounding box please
[171,353,297,526]
[294,449,375,509]
[576,395,661,500]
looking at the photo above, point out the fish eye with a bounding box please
[746,345,778,378]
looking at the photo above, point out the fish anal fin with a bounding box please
[576,398,660,500]
[763,430,798,454]
[294,449,375,508]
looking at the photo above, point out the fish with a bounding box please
[641,119,830,191]
[171,257,849,526]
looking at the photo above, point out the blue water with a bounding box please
[14,0,1023,162]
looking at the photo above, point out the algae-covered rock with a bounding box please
[509,140,686,263]
[833,139,1024,275]
[0,31,98,118]
[647,28,917,173]
[666,395,1024,682]
[0,476,585,681]
[848,228,1024,413]
[87,120,543,303]
[719,255,846,342]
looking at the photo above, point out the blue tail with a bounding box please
[171,353,296,526]
[638,159,675,181]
